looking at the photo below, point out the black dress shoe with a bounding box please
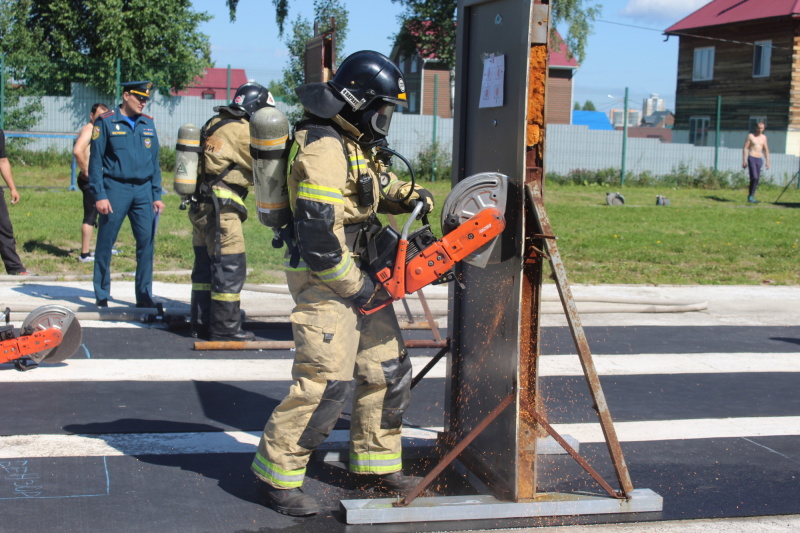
[96,299,108,307]
[136,298,158,308]
[209,330,255,342]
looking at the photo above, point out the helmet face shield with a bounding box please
[369,103,395,138]
[357,101,397,145]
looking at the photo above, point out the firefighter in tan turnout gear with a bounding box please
[251,51,434,516]
[189,82,274,341]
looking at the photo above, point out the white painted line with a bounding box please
[2,417,799,458]
[552,416,800,444]
[2,353,799,382]
[0,427,444,459]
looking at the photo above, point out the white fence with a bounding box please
[8,85,798,184]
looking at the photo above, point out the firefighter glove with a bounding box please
[406,188,434,217]
[350,275,377,308]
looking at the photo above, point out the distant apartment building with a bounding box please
[642,93,665,117]
[609,108,643,128]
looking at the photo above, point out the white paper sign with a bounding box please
[479,54,505,108]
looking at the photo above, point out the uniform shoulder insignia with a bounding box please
[99,110,115,119]
[141,113,153,120]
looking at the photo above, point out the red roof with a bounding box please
[549,31,578,69]
[172,67,249,99]
[666,0,800,33]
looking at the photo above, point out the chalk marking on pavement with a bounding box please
[742,437,800,466]
[2,418,800,458]
[2,353,799,383]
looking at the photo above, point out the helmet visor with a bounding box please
[369,103,396,138]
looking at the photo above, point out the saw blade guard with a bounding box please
[441,172,509,268]
[21,305,83,364]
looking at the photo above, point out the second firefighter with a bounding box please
[189,82,274,341]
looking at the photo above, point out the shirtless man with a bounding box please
[73,103,108,261]
[742,121,770,203]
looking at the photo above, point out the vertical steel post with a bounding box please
[621,87,628,185]
[115,59,121,105]
[432,74,439,181]
[714,95,721,172]
[227,64,231,102]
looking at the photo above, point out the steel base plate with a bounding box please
[341,488,663,525]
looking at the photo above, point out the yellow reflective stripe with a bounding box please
[211,292,240,302]
[297,182,344,204]
[316,252,353,282]
[251,134,288,147]
[251,452,305,488]
[382,179,399,192]
[348,155,368,172]
[192,283,211,291]
[213,187,246,207]
[349,451,402,473]
[178,138,200,146]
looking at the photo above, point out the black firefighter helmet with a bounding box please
[295,50,407,144]
[228,82,274,118]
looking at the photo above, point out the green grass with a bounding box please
[4,165,800,285]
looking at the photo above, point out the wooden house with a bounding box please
[665,0,800,155]
[390,29,577,123]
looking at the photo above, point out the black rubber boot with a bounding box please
[190,289,211,340]
[367,471,419,493]
[209,252,251,341]
[190,246,212,340]
[262,486,319,516]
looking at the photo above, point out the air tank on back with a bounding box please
[173,123,201,199]
[250,106,290,230]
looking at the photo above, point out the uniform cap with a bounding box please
[121,81,153,100]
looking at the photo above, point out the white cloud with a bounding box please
[619,0,711,24]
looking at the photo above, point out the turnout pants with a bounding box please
[251,279,412,488]
[189,202,247,337]
[93,178,155,302]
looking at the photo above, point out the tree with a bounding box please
[390,0,600,69]
[275,0,348,123]
[0,0,45,139]
[574,101,581,111]
[582,100,596,111]
[1,0,212,97]
[227,0,290,35]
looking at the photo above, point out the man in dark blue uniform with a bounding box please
[89,81,164,307]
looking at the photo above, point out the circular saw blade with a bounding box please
[441,172,508,268]
[21,305,83,364]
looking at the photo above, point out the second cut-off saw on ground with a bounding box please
[0,305,83,371]
[361,172,508,314]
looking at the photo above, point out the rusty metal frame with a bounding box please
[396,393,515,506]
[526,182,635,496]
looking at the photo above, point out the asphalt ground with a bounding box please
[1,280,799,532]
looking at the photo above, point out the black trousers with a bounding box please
[0,189,24,274]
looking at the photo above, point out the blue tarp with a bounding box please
[572,110,614,130]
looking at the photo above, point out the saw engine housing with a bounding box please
[360,172,508,314]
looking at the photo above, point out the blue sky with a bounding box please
[192,0,710,113]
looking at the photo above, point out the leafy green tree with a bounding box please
[275,0,348,123]
[0,0,45,139]
[582,100,596,111]
[227,0,290,35]
[1,0,212,97]
[390,0,600,69]
[574,101,581,111]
